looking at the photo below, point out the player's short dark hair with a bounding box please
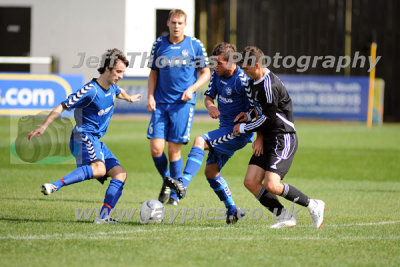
[241,46,266,66]
[212,42,237,62]
[168,9,187,22]
[97,48,129,74]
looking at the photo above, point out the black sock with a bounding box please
[257,186,284,216]
[281,183,310,207]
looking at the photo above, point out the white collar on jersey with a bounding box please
[254,68,271,85]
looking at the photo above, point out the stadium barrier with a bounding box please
[0,73,383,123]
[0,73,83,116]
[0,56,58,73]
[114,75,384,123]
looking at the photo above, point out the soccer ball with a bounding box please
[139,199,166,224]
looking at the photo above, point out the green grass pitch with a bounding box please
[0,116,399,266]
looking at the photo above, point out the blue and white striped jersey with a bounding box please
[148,35,208,105]
[205,66,251,127]
[62,79,120,138]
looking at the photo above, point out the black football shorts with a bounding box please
[249,132,298,179]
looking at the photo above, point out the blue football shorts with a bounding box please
[202,126,253,171]
[69,132,120,172]
[147,102,195,144]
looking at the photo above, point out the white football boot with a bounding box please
[41,183,57,195]
[270,210,297,229]
[308,199,325,229]
[94,216,121,224]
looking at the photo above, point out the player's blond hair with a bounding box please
[168,9,187,22]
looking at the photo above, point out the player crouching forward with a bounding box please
[165,42,253,224]
[28,48,141,224]
[233,46,325,229]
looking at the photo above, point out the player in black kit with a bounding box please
[233,46,325,229]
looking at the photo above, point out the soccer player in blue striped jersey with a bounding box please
[165,42,253,224]
[28,49,142,224]
[147,9,210,206]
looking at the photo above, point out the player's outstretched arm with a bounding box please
[117,88,142,103]
[27,103,66,141]
[204,95,220,119]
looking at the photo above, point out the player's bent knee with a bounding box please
[204,170,212,179]
[243,177,257,191]
[108,165,127,182]
[114,172,127,182]
[243,176,260,191]
[204,163,219,179]
[91,161,107,178]
[204,170,218,179]
[150,140,165,157]
[193,136,206,148]
[150,147,163,157]
[264,181,281,195]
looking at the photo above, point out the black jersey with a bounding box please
[242,69,296,138]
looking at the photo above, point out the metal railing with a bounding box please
[0,56,57,72]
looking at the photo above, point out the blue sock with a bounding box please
[207,174,235,212]
[152,153,170,179]
[181,146,205,188]
[99,179,125,219]
[169,158,183,200]
[52,165,93,191]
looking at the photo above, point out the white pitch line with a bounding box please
[279,235,400,241]
[294,220,400,228]
[325,220,400,227]
[0,220,399,240]
[2,233,400,241]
